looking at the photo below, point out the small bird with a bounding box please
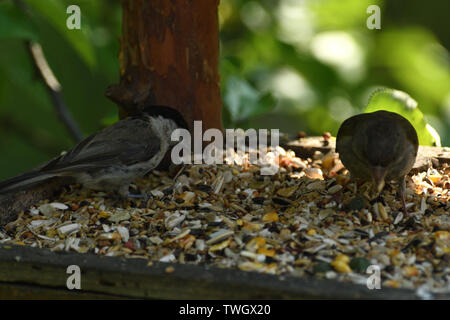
[336,110,419,216]
[0,105,186,197]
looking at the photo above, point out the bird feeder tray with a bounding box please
[0,137,449,299]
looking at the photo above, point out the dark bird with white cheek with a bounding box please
[0,106,186,198]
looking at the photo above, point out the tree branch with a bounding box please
[13,0,84,143]
[26,41,84,142]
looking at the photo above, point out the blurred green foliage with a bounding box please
[0,0,449,180]
[0,0,121,179]
[219,0,450,143]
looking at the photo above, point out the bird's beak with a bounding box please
[371,166,387,193]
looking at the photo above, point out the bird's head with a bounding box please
[370,166,387,194]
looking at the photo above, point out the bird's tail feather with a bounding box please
[0,171,57,195]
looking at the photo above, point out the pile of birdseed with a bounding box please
[1,146,449,295]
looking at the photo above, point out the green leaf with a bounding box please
[0,3,39,40]
[223,76,276,125]
[377,29,450,106]
[255,92,277,117]
[224,76,258,123]
[306,106,339,136]
[24,0,96,68]
[0,40,51,111]
[363,88,441,146]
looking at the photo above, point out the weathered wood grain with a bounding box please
[2,244,445,300]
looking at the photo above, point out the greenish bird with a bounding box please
[336,110,419,216]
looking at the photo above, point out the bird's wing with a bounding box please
[40,117,162,174]
[336,114,362,154]
[383,111,419,154]
[373,111,419,179]
[336,113,374,180]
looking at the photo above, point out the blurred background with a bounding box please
[0,0,449,180]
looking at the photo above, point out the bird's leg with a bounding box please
[118,184,148,200]
[172,165,186,181]
[398,177,408,217]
